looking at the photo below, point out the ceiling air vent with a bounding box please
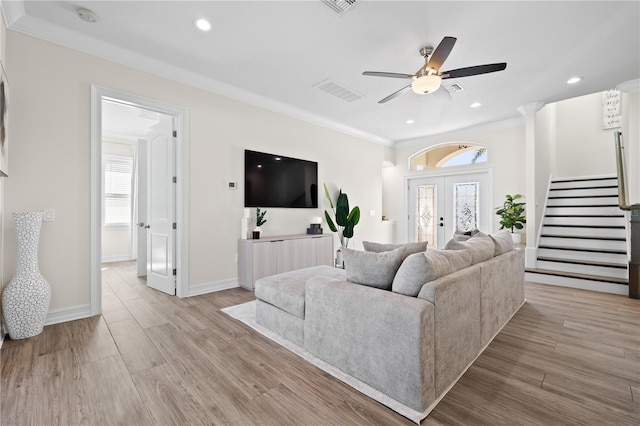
[313,79,363,103]
[443,83,464,94]
[321,0,358,15]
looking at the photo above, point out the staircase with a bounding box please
[525,175,629,295]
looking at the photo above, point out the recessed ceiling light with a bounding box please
[194,18,211,31]
[567,76,582,84]
[406,119,415,124]
[470,102,483,108]
[257,164,262,168]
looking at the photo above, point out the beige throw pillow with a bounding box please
[362,241,428,259]
[392,249,473,297]
[342,247,405,290]
[490,230,514,256]
[444,231,495,264]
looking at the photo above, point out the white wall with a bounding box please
[0,9,5,336]
[4,31,387,311]
[554,92,618,178]
[386,122,527,243]
[534,104,556,238]
[621,91,639,204]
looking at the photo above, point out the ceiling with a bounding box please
[4,1,639,145]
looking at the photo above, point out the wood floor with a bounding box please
[1,261,639,425]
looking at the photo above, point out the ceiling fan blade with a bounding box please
[378,85,412,104]
[363,71,414,79]
[426,36,457,70]
[442,63,507,79]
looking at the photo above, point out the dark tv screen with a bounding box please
[244,150,318,208]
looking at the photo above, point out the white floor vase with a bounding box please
[2,212,51,339]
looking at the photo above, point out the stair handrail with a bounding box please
[614,131,631,211]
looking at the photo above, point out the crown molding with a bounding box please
[617,79,640,93]
[517,102,545,116]
[3,2,392,147]
[394,116,525,149]
[0,0,25,27]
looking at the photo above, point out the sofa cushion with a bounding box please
[362,241,427,259]
[444,232,495,264]
[254,265,346,319]
[342,247,405,290]
[452,228,480,241]
[392,249,473,296]
[490,230,514,256]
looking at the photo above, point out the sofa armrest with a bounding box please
[417,266,481,395]
[304,277,435,412]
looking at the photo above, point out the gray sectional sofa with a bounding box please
[254,231,525,418]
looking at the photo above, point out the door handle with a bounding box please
[137,222,151,229]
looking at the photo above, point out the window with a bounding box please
[103,155,133,226]
[409,144,487,171]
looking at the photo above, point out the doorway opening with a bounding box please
[90,86,190,315]
[407,170,492,249]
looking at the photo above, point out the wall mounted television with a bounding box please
[244,150,318,208]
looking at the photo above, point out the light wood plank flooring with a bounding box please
[2,261,639,425]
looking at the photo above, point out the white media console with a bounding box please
[237,234,334,290]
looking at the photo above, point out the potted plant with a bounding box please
[323,183,360,266]
[253,207,267,239]
[496,194,526,244]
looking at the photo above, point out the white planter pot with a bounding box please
[336,248,344,269]
[2,212,51,340]
[511,232,522,245]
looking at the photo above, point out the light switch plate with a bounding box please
[43,208,55,222]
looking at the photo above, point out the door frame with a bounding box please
[404,167,493,245]
[90,85,190,315]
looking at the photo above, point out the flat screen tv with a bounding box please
[244,150,318,208]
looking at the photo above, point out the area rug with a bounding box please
[221,300,428,424]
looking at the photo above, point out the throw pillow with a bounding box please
[490,230,514,256]
[392,249,473,297]
[342,247,405,290]
[452,228,480,241]
[362,241,428,259]
[444,231,495,264]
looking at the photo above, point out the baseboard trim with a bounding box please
[45,304,93,326]
[186,278,239,298]
[101,255,135,263]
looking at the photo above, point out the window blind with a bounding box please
[104,155,133,225]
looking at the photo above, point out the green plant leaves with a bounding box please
[495,193,526,232]
[324,210,338,232]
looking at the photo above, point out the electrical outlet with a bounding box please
[369,209,376,217]
[43,208,55,222]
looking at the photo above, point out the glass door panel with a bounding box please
[409,171,491,248]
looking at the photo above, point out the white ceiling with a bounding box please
[4,1,640,145]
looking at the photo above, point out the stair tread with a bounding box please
[545,215,624,218]
[525,268,628,285]
[543,224,625,229]
[537,256,627,269]
[551,176,617,183]
[540,234,626,241]
[538,245,626,255]
[550,185,618,191]
[548,195,618,199]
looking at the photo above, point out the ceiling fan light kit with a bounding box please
[363,36,507,103]
[412,74,442,94]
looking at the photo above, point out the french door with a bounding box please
[408,171,491,249]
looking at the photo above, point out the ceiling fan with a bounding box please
[363,36,507,104]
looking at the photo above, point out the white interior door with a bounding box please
[136,139,147,277]
[146,115,176,295]
[408,171,492,248]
